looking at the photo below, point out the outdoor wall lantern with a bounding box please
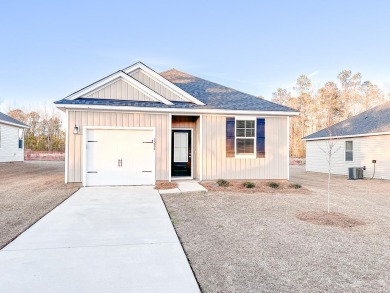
[73,124,80,135]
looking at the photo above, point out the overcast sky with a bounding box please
[1,0,389,111]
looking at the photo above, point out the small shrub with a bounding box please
[268,182,279,189]
[217,179,230,187]
[242,181,256,188]
[289,183,302,189]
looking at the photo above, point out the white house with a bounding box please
[0,112,29,163]
[55,62,298,186]
[303,101,390,180]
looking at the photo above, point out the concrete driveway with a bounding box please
[0,187,199,293]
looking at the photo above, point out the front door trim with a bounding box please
[171,128,193,179]
[82,126,156,187]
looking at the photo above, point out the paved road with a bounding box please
[0,186,199,293]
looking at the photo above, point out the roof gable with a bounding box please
[303,101,390,140]
[64,71,174,105]
[56,62,298,115]
[85,78,155,102]
[123,62,205,105]
[130,70,187,102]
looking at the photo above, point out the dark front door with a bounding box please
[171,130,191,176]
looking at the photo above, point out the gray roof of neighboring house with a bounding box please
[303,101,390,140]
[0,112,29,128]
[55,68,297,113]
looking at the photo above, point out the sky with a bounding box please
[1,0,390,112]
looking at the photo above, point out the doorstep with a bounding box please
[159,180,207,194]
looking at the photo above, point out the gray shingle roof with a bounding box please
[303,101,390,140]
[55,68,297,113]
[159,69,297,112]
[0,112,29,128]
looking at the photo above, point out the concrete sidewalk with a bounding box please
[159,180,208,194]
[0,187,199,293]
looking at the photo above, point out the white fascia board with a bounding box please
[0,120,29,128]
[123,62,206,106]
[57,103,299,117]
[303,131,390,141]
[64,71,174,106]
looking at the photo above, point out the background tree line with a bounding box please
[272,70,387,158]
[8,109,65,152]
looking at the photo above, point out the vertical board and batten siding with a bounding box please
[131,71,187,102]
[85,78,154,102]
[0,123,24,162]
[171,116,200,178]
[306,134,390,180]
[67,111,170,182]
[201,115,289,180]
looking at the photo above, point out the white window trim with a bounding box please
[345,140,353,162]
[234,116,256,159]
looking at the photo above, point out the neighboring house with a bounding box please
[303,101,390,180]
[0,112,29,163]
[55,62,298,186]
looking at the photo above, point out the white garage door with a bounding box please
[85,128,155,186]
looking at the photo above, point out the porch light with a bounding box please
[73,124,80,135]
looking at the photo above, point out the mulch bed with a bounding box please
[296,211,366,228]
[200,180,310,194]
[155,181,178,190]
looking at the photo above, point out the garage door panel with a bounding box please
[86,129,155,186]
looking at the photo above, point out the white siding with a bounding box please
[67,110,170,182]
[0,123,24,162]
[306,134,390,180]
[131,71,187,102]
[85,78,154,101]
[202,115,289,180]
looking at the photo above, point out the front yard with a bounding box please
[0,161,80,249]
[162,166,390,292]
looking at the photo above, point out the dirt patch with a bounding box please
[155,181,178,190]
[201,179,310,194]
[0,161,80,249]
[297,211,366,228]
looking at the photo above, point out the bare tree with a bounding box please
[318,128,341,213]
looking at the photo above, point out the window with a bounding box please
[236,119,256,156]
[345,141,353,161]
[18,129,23,149]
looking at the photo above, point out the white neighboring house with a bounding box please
[303,101,390,180]
[0,112,29,163]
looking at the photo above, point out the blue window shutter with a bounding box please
[256,118,265,158]
[226,117,235,157]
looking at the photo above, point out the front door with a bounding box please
[171,130,191,177]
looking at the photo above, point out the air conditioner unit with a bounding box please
[348,167,364,180]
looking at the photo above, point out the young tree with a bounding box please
[318,127,341,213]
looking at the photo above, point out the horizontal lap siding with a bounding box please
[85,79,154,101]
[0,124,24,162]
[202,115,288,180]
[306,135,390,180]
[67,111,170,182]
